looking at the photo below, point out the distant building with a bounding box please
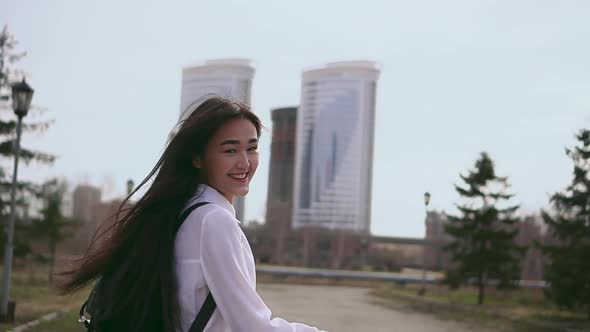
[370,235,425,269]
[245,218,422,271]
[178,58,255,222]
[65,184,102,253]
[293,61,380,233]
[265,106,298,264]
[424,210,452,271]
[179,58,254,120]
[72,185,101,223]
[516,214,545,281]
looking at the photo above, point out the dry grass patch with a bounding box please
[372,284,590,332]
[0,264,89,331]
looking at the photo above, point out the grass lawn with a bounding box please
[0,264,89,331]
[372,283,590,332]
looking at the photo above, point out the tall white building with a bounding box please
[292,61,380,234]
[179,58,255,222]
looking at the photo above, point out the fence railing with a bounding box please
[256,265,548,288]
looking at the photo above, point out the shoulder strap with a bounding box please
[176,201,211,232]
[178,201,217,332]
[189,292,216,332]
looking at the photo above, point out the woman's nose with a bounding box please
[236,151,250,169]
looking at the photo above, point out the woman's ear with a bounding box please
[192,155,202,169]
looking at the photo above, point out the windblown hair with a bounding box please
[60,97,262,331]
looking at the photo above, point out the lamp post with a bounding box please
[126,179,135,196]
[418,192,431,296]
[360,236,368,269]
[0,79,34,321]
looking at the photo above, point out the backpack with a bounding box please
[78,201,216,332]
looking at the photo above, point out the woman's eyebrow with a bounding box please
[220,139,240,146]
[220,138,258,146]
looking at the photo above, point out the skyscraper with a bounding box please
[179,59,255,120]
[265,106,297,264]
[178,59,255,222]
[292,61,380,234]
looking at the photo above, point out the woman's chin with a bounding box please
[227,185,249,197]
[234,187,249,197]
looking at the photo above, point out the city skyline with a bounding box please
[3,1,589,238]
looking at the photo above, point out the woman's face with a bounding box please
[194,118,259,202]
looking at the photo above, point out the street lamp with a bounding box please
[360,236,369,269]
[418,192,431,296]
[0,79,34,321]
[126,179,135,196]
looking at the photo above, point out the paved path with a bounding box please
[258,284,495,332]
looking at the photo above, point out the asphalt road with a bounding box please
[258,283,495,332]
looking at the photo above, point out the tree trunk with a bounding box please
[477,282,485,305]
[477,273,485,305]
[27,255,35,284]
[48,240,55,285]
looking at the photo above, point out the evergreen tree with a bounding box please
[30,179,76,284]
[0,26,55,259]
[541,129,590,319]
[0,25,55,162]
[444,152,524,304]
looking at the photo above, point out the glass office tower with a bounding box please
[292,61,380,233]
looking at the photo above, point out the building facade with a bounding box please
[66,184,102,253]
[424,210,452,271]
[292,61,380,233]
[516,215,545,281]
[72,185,102,223]
[179,58,255,221]
[265,107,298,264]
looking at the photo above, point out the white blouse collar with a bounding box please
[192,184,237,221]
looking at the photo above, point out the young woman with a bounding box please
[61,97,326,332]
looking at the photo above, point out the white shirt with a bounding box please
[174,185,326,332]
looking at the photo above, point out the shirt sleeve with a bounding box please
[200,209,326,332]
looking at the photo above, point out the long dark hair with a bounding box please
[60,97,262,331]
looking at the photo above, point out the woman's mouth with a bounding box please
[228,172,248,183]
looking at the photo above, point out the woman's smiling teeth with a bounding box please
[229,172,248,180]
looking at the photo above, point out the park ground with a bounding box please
[0,265,588,332]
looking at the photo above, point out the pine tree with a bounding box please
[0,25,55,162]
[0,26,56,259]
[30,179,76,284]
[444,152,524,304]
[541,129,590,319]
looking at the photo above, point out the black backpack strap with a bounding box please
[178,201,217,332]
[176,202,211,231]
[189,291,216,332]
[78,299,91,329]
[78,276,104,331]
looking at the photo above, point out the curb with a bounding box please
[5,308,69,332]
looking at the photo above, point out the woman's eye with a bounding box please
[248,146,258,151]
[224,149,237,153]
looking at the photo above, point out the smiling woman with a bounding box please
[58,97,326,332]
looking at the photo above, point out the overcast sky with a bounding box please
[2,0,589,237]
